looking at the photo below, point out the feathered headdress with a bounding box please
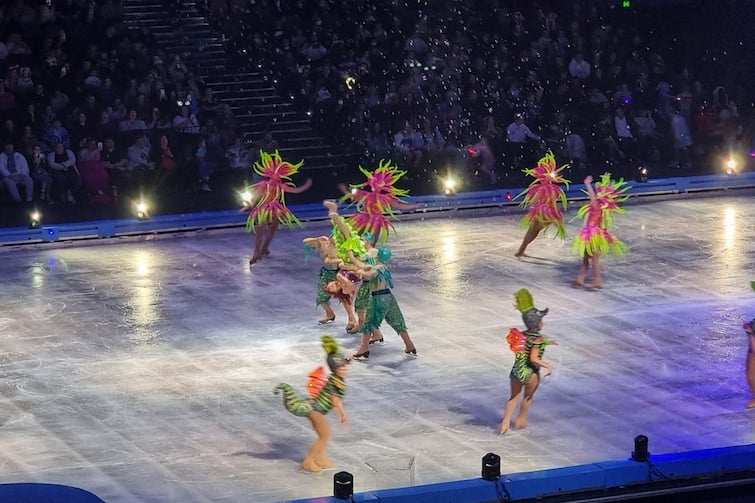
[322,335,348,371]
[246,150,305,231]
[515,151,571,238]
[514,288,548,331]
[589,172,631,227]
[341,159,410,243]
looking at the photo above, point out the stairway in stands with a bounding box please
[121,0,352,176]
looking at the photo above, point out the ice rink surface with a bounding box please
[0,191,754,503]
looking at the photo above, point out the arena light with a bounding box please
[631,434,650,462]
[29,210,42,229]
[481,452,501,480]
[724,156,740,176]
[443,176,457,196]
[240,189,254,206]
[134,200,150,220]
[636,165,649,183]
[333,471,353,499]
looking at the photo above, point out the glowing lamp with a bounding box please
[135,201,150,219]
[636,166,648,183]
[29,210,42,229]
[443,177,457,196]
[240,190,253,205]
[725,157,739,176]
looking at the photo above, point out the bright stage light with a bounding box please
[29,210,42,229]
[134,200,150,219]
[636,165,648,183]
[724,156,739,176]
[443,176,457,196]
[240,190,253,205]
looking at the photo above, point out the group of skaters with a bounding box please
[242,148,755,473]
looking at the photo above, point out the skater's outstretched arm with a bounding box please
[583,175,597,203]
[286,177,313,194]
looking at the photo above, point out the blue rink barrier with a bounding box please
[0,483,107,502]
[2,172,755,246]
[289,443,755,503]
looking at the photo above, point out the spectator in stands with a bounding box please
[364,122,391,158]
[126,135,155,172]
[119,109,147,132]
[0,142,34,204]
[393,121,423,168]
[94,111,117,140]
[633,109,661,162]
[107,97,128,123]
[158,135,176,172]
[506,114,540,144]
[147,107,171,130]
[2,119,21,146]
[77,138,115,204]
[670,108,693,169]
[0,80,16,112]
[44,120,70,149]
[568,52,591,80]
[419,118,446,162]
[79,139,102,163]
[49,90,70,114]
[19,125,39,158]
[257,131,279,154]
[101,137,129,172]
[195,136,212,192]
[467,135,497,185]
[172,105,200,134]
[225,137,251,170]
[47,141,82,203]
[614,108,635,160]
[563,129,588,171]
[29,144,53,203]
[69,111,90,150]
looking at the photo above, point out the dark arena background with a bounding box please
[0,1,754,503]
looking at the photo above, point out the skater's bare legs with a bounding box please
[500,379,523,434]
[574,253,590,286]
[302,411,331,472]
[514,373,540,429]
[516,222,544,257]
[587,253,602,289]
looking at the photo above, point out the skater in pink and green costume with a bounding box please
[572,174,630,289]
[515,151,571,257]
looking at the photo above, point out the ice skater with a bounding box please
[349,246,417,360]
[244,150,312,265]
[303,232,353,327]
[274,335,349,472]
[572,174,629,289]
[515,150,571,257]
[500,289,558,435]
[338,158,416,244]
[743,319,755,408]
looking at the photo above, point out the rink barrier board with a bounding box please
[288,443,755,503]
[1,173,755,246]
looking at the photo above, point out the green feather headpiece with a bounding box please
[514,289,548,331]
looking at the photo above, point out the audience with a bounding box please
[0,142,34,204]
